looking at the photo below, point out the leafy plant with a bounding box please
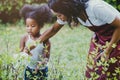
[104,0,120,11]
[0,0,47,23]
[0,24,90,80]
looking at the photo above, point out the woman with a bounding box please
[38,0,120,79]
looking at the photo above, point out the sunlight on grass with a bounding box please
[0,23,93,80]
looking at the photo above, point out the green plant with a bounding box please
[0,0,47,23]
[0,24,92,80]
[105,0,120,11]
[0,25,27,80]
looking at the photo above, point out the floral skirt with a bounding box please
[85,35,120,80]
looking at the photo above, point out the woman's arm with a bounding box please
[43,39,51,59]
[39,22,63,43]
[106,17,120,54]
[40,39,51,65]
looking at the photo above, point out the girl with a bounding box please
[37,0,120,80]
[19,4,52,80]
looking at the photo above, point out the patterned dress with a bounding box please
[85,24,120,80]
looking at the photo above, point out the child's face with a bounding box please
[26,18,41,36]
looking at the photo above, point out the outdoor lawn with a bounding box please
[0,22,93,80]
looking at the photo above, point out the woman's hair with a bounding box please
[48,0,89,26]
[20,4,52,27]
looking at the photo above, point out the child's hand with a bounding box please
[24,47,32,56]
[27,41,37,51]
[34,60,45,74]
[37,59,48,66]
[29,45,36,50]
[29,39,40,50]
[34,65,39,74]
[37,61,42,65]
[44,58,49,63]
[42,58,49,65]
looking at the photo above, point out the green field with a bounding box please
[0,23,93,80]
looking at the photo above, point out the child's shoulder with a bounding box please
[20,34,29,42]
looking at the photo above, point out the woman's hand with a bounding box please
[100,50,110,61]
[102,43,117,61]
[95,43,115,61]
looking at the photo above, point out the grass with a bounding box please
[0,23,93,80]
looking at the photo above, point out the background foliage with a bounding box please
[0,0,47,23]
[0,23,92,80]
[0,0,120,23]
[105,0,120,11]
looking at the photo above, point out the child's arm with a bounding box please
[20,35,26,52]
[20,35,32,55]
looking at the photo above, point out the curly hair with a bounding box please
[20,4,52,27]
[48,0,89,26]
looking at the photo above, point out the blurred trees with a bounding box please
[0,0,120,23]
[105,0,120,11]
[0,0,47,23]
